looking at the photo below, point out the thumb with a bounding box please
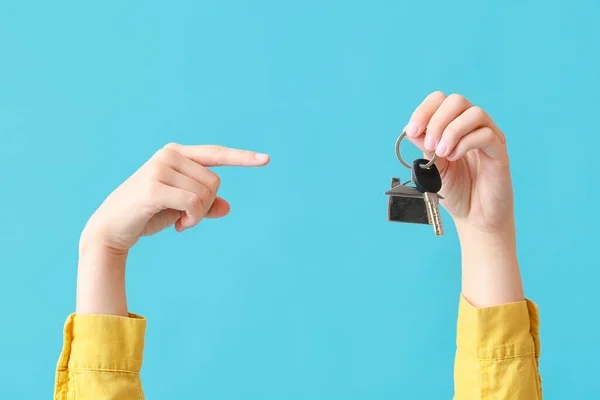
[205,197,231,219]
[175,197,230,232]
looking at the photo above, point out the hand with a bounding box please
[404,92,512,234]
[81,143,270,254]
[77,143,269,316]
[405,92,523,307]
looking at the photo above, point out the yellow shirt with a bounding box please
[54,297,542,399]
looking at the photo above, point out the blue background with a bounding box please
[1,0,598,398]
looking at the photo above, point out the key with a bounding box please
[412,158,444,236]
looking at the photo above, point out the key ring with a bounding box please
[395,131,437,170]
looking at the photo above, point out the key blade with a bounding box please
[424,192,444,236]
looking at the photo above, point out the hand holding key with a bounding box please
[401,91,523,308]
[403,92,512,234]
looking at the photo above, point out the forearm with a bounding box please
[76,239,128,316]
[454,222,542,399]
[457,222,524,308]
[57,241,145,399]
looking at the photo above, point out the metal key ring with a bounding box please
[395,131,438,170]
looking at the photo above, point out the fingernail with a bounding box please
[424,136,436,151]
[406,121,419,137]
[436,140,448,157]
[255,153,269,162]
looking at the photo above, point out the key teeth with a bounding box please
[424,192,444,236]
[429,206,444,236]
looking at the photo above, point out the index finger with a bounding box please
[165,143,270,167]
[405,91,447,138]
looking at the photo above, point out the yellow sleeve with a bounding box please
[54,313,147,400]
[454,296,542,399]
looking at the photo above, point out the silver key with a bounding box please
[411,158,444,236]
[423,192,444,236]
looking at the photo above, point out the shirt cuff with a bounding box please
[457,295,540,361]
[58,313,147,374]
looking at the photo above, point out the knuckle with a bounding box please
[188,193,204,212]
[153,147,177,164]
[470,106,487,119]
[164,142,179,150]
[141,179,161,204]
[482,127,495,141]
[210,145,224,155]
[146,160,166,180]
[186,194,206,221]
[428,90,446,101]
[207,172,221,190]
[499,130,507,144]
[208,145,225,165]
[447,93,469,107]
[198,186,216,202]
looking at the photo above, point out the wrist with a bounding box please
[79,222,130,258]
[76,234,129,316]
[79,232,129,264]
[455,220,524,308]
[455,221,517,256]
